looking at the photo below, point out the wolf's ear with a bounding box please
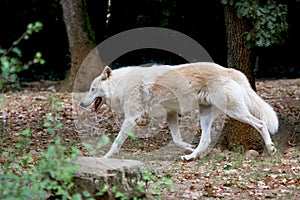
[101,66,112,80]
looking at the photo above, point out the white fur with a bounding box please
[80,62,278,160]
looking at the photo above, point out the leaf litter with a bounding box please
[0,78,299,199]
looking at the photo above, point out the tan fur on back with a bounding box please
[152,62,240,109]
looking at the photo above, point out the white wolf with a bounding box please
[80,62,278,161]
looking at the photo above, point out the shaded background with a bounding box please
[1,0,299,82]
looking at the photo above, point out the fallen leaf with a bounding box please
[284,147,294,154]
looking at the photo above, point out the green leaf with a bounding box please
[221,0,234,6]
[40,59,46,65]
[0,97,6,108]
[97,135,110,148]
[27,23,33,30]
[262,31,271,38]
[115,191,126,199]
[0,48,5,54]
[256,9,262,16]
[35,52,42,58]
[242,8,249,17]
[43,122,52,127]
[55,138,61,145]
[33,21,43,32]
[267,21,275,30]
[55,123,63,129]
[9,74,17,83]
[151,189,161,195]
[46,146,56,157]
[136,183,145,193]
[33,58,39,64]
[82,190,91,197]
[46,128,55,134]
[21,128,31,136]
[265,40,271,47]
[256,37,264,47]
[22,153,33,166]
[26,29,33,35]
[9,66,16,73]
[72,194,83,200]
[223,164,234,170]
[12,47,22,57]
[254,22,261,30]
[23,64,29,70]
[46,114,54,120]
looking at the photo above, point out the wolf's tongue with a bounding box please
[93,97,102,112]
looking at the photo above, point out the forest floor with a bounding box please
[1,78,299,199]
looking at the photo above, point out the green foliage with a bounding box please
[143,171,174,197]
[0,99,89,200]
[160,0,176,28]
[237,0,288,47]
[0,22,45,92]
[223,163,234,170]
[43,97,64,135]
[221,0,234,5]
[103,170,174,199]
[0,129,82,200]
[0,96,5,108]
[82,135,110,156]
[135,0,177,28]
[221,0,288,47]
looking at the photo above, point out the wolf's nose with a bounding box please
[80,102,85,107]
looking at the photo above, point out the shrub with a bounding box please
[0,128,83,200]
[0,21,45,92]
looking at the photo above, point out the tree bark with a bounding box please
[224,4,256,89]
[59,0,96,92]
[219,4,264,152]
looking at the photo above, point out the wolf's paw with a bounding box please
[267,143,277,155]
[175,141,195,152]
[180,153,196,161]
[185,144,195,152]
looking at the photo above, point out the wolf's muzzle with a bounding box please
[80,97,102,112]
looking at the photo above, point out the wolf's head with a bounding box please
[80,66,112,111]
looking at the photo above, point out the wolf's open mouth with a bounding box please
[93,97,102,112]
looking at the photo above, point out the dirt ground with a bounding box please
[1,78,299,199]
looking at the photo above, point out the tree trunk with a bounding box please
[59,0,96,92]
[224,4,256,89]
[219,4,264,153]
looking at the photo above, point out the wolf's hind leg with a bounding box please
[167,112,194,152]
[103,118,135,158]
[228,110,276,154]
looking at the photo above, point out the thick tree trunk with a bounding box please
[59,0,96,92]
[224,4,256,89]
[219,4,264,152]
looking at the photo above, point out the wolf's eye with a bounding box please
[91,88,95,92]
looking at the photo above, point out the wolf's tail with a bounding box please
[244,86,279,134]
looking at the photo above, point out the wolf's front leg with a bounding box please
[103,119,135,158]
